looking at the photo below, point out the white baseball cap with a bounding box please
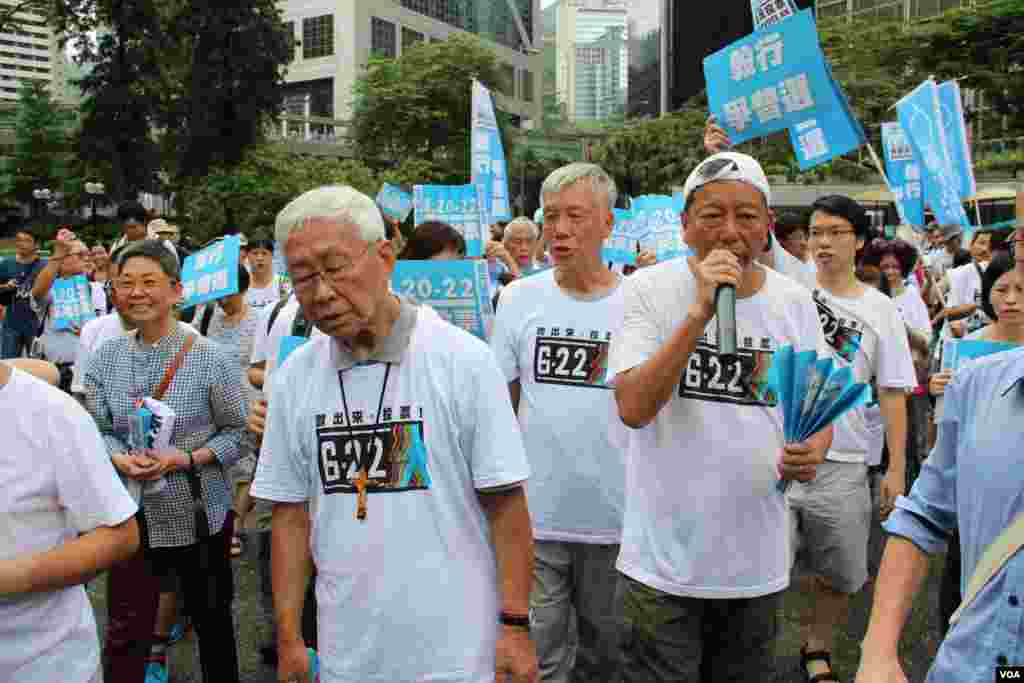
[681,152,771,211]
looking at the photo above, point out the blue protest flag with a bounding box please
[896,80,970,227]
[705,10,843,146]
[881,121,926,227]
[180,234,241,308]
[471,80,512,222]
[787,62,866,169]
[413,184,489,258]
[376,183,414,223]
[51,275,96,330]
[392,260,494,340]
[751,0,798,28]
[937,80,977,202]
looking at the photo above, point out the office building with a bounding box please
[277,0,542,135]
[0,1,71,104]
[553,0,629,122]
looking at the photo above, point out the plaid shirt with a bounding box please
[84,326,246,548]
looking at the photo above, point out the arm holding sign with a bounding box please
[614,252,740,429]
[704,115,733,155]
[31,238,68,302]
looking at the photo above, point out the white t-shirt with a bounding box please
[925,248,955,280]
[0,368,137,682]
[490,269,625,544]
[249,298,324,379]
[71,316,200,394]
[245,280,282,311]
[251,308,530,682]
[946,261,989,335]
[810,287,917,462]
[608,260,827,599]
[893,287,931,338]
[764,235,817,290]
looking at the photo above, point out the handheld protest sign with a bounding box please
[180,235,242,308]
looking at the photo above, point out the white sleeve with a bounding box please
[90,282,106,316]
[251,366,310,502]
[71,322,99,394]
[608,274,664,379]
[488,284,521,383]
[53,394,138,532]
[250,306,273,365]
[904,291,932,337]
[877,303,918,390]
[456,341,530,490]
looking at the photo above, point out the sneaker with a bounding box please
[167,620,189,646]
[144,661,169,683]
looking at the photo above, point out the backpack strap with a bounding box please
[266,296,290,335]
[292,305,312,339]
[199,305,216,337]
[950,511,1024,626]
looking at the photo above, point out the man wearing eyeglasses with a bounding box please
[610,152,832,682]
[251,186,538,683]
[28,237,94,392]
[0,229,45,359]
[787,195,917,683]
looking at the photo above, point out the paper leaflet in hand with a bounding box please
[125,397,176,499]
[762,346,871,493]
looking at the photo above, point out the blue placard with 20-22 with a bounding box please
[181,235,241,308]
[51,275,95,330]
[392,260,493,341]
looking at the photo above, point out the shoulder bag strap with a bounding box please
[153,335,195,401]
[949,511,1024,626]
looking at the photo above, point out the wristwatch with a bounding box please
[499,610,532,630]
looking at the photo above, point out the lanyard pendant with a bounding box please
[355,467,369,522]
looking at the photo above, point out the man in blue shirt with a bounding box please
[0,230,46,359]
[856,342,1024,679]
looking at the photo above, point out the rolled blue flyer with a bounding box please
[128,407,153,452]
[307,647,320,682]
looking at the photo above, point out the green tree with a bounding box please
[0,81,76,205]
[877,0,1024,136]
[174,145,381,244]
[164,0,293,181]
[349,33,506,183]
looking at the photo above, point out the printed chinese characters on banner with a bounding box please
[881,121,925,227]
[51,275,96,330]
[706,10,865,169]
[180,234,242,308]
[471,80,512,222]
[751,0,798,28]
[896,80,971,227]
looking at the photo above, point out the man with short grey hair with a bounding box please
[492,162,626,681]
[251,185,539,683]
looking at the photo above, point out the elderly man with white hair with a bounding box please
[250,185,539,683]
[491,163,626,681]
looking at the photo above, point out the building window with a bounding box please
[521,69,534,103]
[371,17,397,58]
[402,26,424,53]
[399,0,468,31]
[285,21,296,59]
[302,15,333,59]
[576,46,606,66]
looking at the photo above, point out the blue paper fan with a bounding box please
[766,346,871,493]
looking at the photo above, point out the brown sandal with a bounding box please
[800,645,840,683]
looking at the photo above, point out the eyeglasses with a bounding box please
[114,277,171,293]
[291,243,374,294]
[808,228,857,241]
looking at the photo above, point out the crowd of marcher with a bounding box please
[1,119,1022,683]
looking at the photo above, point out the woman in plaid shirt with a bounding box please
[84,240,246,683]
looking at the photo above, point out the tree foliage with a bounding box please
[52,0,292,199]
[0,81,75,204]
[349,33,507,184]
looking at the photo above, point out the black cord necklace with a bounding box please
[337,362,391,522]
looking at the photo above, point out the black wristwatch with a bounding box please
[499,610,532,630]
